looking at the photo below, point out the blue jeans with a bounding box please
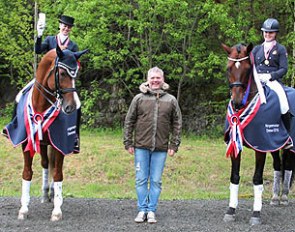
[134,148,167,213]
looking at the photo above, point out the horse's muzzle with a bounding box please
[62,103,77,115]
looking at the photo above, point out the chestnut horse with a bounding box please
[221,43,295,225]
[3,45,88,221]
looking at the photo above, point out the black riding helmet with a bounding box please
[261,18,279,32]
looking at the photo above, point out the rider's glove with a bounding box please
[37,19,46,37]
[269,75,277,82]
[258,73,271,83]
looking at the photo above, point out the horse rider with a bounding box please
[36,15,81,153]
[251,18,292,149]
[35,14,78,53]
[3,15,81,153]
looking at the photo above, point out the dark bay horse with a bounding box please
[221,43,295,225]
[3,45,88,221]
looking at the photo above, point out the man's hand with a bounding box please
[127,147,134,155]
[168,149,175,157]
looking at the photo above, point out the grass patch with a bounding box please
[0,122,281,200]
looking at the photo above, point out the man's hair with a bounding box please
[147,66,164,79]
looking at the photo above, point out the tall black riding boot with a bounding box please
[73,107,81,153]
[282,112,291,133]
[282,112,293,149]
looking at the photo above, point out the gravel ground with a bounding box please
[1,197,295,232]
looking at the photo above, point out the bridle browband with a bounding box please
[34,57,77,106]
[227,56,249,63]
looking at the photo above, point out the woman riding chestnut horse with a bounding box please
[3,45,88,221]
[222,39,295,225]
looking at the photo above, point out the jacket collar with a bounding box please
[139,82,169,95]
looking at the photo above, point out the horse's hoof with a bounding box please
[51,213,62,222]
[223,213,235,222]
[270,197,280,206]
[280,194,289,205]
[18,210,28,220]
[249,211,261,226]
[249,216,261,226]
[51,208,62,222]
[223,207,236,222]
[41,196,50,203]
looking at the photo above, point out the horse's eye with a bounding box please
[60,71,67,79]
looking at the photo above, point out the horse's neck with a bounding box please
[249,77,258,102]
[31,88,53,113]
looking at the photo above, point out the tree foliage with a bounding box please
[0,0,294,133]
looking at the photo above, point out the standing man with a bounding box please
[36,14,81,152]
[123,67,182,224]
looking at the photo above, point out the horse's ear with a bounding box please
[247,43,253,54]
[221,43,231,54]
[56,44,64,58]
[74,49,89,60]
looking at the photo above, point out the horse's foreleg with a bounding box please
[270,151,281,205]
[223,152,241,223]
[48,146,55,201]
[250,151,266,226]
[18,149,33,220]
[51,150,64,222]
[40,145,50,203]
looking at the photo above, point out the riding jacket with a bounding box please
[251,42,288,83]
[124,83,182,152]
[35,35,78,54]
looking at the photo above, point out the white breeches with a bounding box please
[266,80,289,114]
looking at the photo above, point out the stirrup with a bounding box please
[284,140,293,150]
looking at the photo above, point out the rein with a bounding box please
[34,80,56,106]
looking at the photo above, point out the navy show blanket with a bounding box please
[225,85,295,154]
[3,87,77,156]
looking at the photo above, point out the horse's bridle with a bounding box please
[34,57,77,106]
[227,56,250,89]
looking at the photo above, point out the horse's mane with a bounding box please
[36,49,57,81]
